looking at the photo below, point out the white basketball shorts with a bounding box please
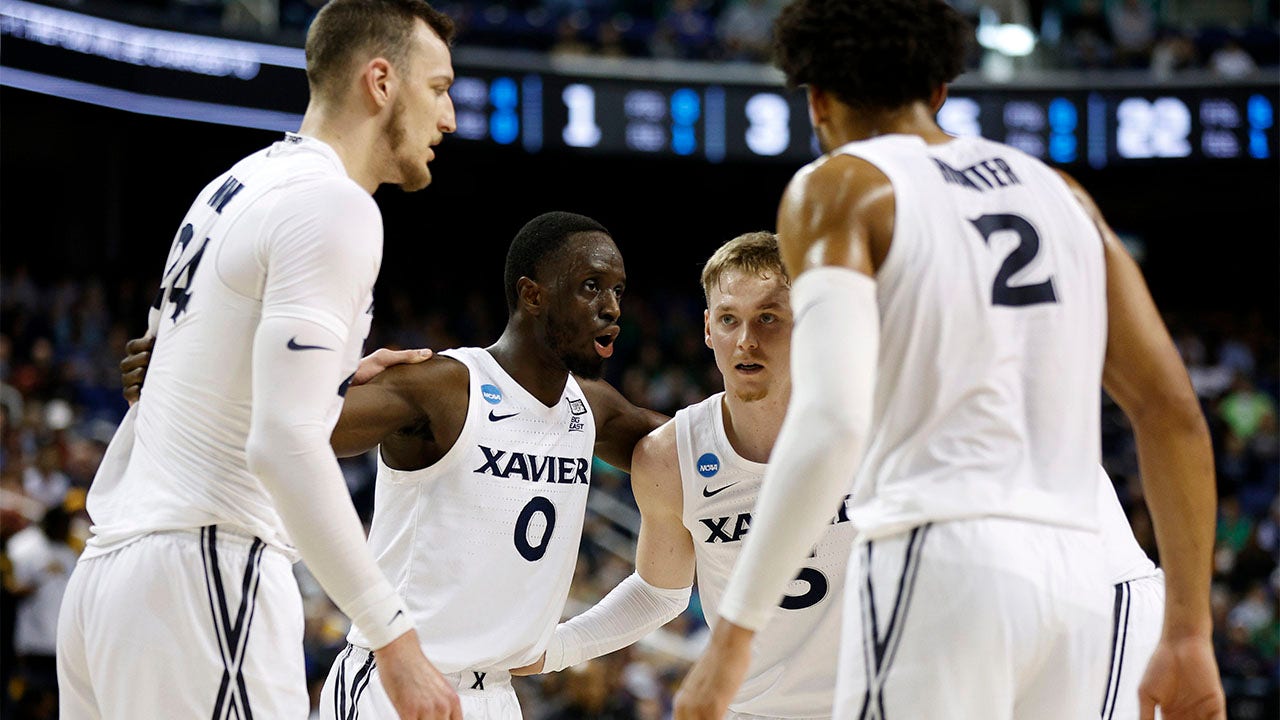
[1100,570,1165,720]
[57,526,307,719]
[834,517,1113,720]
[320,643,524,720]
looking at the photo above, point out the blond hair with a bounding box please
[700,231,789,304]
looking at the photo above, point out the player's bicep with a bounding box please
[1101,234,1198,421]
[579,378,667,472]
[631,426,696,589]
[332,377,424,457]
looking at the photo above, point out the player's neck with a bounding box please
[298,105,383,194]
[720,390,788,464]
[826,102,952,148]
[486,330,571,408]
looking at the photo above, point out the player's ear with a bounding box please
[360,57,394,110]
[806,85,831,128]
[703,309,713,350]
[516,277,544,316]
[930,84,949,114]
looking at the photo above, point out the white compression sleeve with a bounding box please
[542,572,691,672]
[718,267,880,631]
[247,315,412,650]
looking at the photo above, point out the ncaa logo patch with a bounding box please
[696,453,720,478]
[481,384,504,405]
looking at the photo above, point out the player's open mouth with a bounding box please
[735,363,765,374]
[594,328,619,358]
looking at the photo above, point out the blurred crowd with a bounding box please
[1,267,1277,718]
[62,0,1278,76]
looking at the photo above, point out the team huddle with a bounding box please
[53,0,1225,719]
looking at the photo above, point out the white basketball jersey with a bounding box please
[1097,467,1158,583]
[835,135,1107,541]
[85,134,378,558]
[677,394,853,718]
[349,348,596,674]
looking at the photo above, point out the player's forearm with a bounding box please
[1130,400,1216,638]
[247,430,411,648]
[542,572,690,672]
[249,317,413,649]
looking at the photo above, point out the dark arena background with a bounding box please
[2,0,1278,717]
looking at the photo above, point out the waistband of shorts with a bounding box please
[345,644,512,693]
[444,668,512,694]
[144,525,289,556]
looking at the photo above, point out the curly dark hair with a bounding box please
[504,212,611,313]
[772,0,972,110]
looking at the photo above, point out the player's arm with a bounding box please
[331,358,462,458]
[1058,171,1224,718]
[518,420,694,675]
[676,155,890,719]
[120,335,430,415]
[243,181,417,655]
[576,377,669,472]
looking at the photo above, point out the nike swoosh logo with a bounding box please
[702,482,739,498]
[387,609,404,626]
[488,411,519,422]
[287,337,333,352]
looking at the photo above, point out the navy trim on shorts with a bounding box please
[857,523,931,720]
[335,643,377,720]
[200,525,266,720]
[1100,580,1132,720]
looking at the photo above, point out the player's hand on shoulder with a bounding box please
[374,630,463,719]
[509,653,546,676]
[120,335,156,405]
[354,347,433,387]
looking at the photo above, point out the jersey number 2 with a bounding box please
[969,213,1058,307]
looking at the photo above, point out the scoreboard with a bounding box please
[448,72,1277,167]
[3,0,1277,167]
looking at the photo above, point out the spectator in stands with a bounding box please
[8,505,77,720]
[1221,373,1277,444]
[1108,0,1157,67]
[1210,38,1259,77]
[1062,0,1115,67]
[716,0,777,62]
[652,0,716,59]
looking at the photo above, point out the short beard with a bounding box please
[387,95,431,192]
[732,386,769,403]
[547,314,605,380]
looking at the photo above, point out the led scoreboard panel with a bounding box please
[448,69,1278,167]
[2,0,1276,167]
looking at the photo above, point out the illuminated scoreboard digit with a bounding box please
[1115,95,1193,159]
[721,87,814,161]
[1248,94,1274,159]
[448,73,544,151]
[938,93,1083,164]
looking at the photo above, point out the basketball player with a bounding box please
[515,235,1166,720]
[675,1,1223,719]
[513,232,852,719]
[312,211,669,718]
[56,1,463,718]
